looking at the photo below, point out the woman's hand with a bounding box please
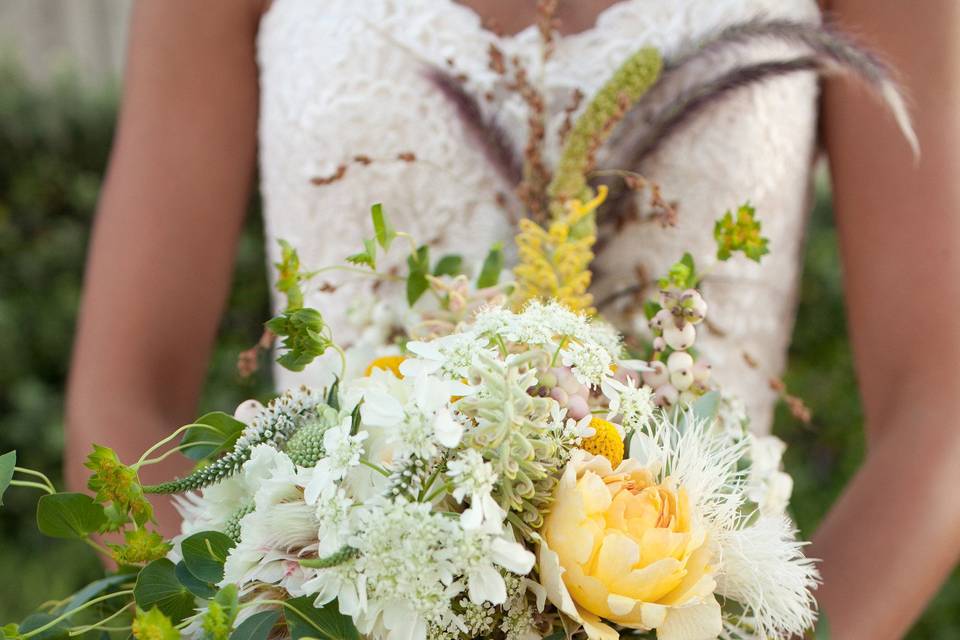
[65,0,267,537]
[817,0,960,636]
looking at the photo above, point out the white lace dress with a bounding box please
[256,0,821,434]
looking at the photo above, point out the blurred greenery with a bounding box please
[0,63,956,636]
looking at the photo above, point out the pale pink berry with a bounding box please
[642,360,669,388]
[667,351,694,372]
[663,322,696,351]
[692,361,712,383]
[655,384,679,406]
[671,368,694,391]
[550,387,569,406]
[566,394,590,420]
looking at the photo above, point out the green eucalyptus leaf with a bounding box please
[176,561,217,599]
[689,391,720,423]
[230,610,280,640]
[0,451,15,507]
[285,597,360,640]
[133,559,196,623]
[36,492,106,539]
[19,613,67,640]
[432,254,464,277]
[55,574,131,614]
[371,203,396,251]
[180,531,235,584]
[406,245,430,306]
[180,412,246,462]
[476,243,504,289]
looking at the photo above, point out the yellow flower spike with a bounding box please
[511,186,608,314]
[581,417,625,468]
[364,355,406,378]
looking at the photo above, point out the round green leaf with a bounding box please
[175,561,216,599]
[285,597,359,640]
[134,559,196,623]
[0,451,15,507]
[36,492,106,539]
[230,610,280,640]
[180,530,235,583]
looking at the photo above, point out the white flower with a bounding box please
[447,450,502,528]
[560,340,612,388]
[304,419,369,505]
[400,331,494,380]
[746,434,794,516]
[456,526,535,606]
[715,515,819,639]
[361,374,472,461]
[601,375,655,432]
[314,487,357,556]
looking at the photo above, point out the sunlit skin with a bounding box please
[66,1,960,638]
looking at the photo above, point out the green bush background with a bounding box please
[0,65,957,636]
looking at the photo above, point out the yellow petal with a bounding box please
[608,557,685,603]
[594,532,639,584]
[564,561,614,619]
[659,543,716,607]
[639,528,691,567]
[580,610,620,640]
[656,598,722,640]
[578,471,613,516]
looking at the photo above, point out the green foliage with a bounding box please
[714,203,770,262]
[274,239,308,311]
[433,254,464,277]
[35,493,105,539]
[230,610,280,640]
[266,307,332,372]
[284,597,360,640]
[202,586,239,640]
[133,559,196,623]
[371,203,396,251]
[346,237,378,270]
[109,528,171,566]
[180,530,235,584]
[658,252,698,290]
[179,412,246,462]
[83,444,152,528]
[131,607,179,640]
[406,244,430,306]
[476,242,504,289]
[0,451,14,506]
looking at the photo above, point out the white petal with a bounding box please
[433,407,463,448]
[469,564,507,605]
[491,537,536,575]
[360,390,404,427]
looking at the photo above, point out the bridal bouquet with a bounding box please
[2,14,915,640]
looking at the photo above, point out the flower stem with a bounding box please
[20,590,135,640]
[14,467,57,493]
[9,480,54,495]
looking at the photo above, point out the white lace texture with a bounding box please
[257,0,821,433]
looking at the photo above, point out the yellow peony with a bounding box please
[538,451,721,640]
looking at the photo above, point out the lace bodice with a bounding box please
[256,0,820,434]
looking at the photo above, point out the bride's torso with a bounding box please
[256,0,820,434]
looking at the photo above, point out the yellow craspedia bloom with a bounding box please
[581,418,624,468]
[538,452,721,640]
[364,355,406,378]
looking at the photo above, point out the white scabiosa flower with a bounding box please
[304,419,368,505]
[601,375,655,433]
[455,525,536,606]
[715,515,820,639]
[746,434,794,516]
[560,340,613,388]
[400,331,495,380]
[447,449,502,528]
[360,374,472,461]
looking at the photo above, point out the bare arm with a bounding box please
[815,1,960,636]
[66,0,265,536]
